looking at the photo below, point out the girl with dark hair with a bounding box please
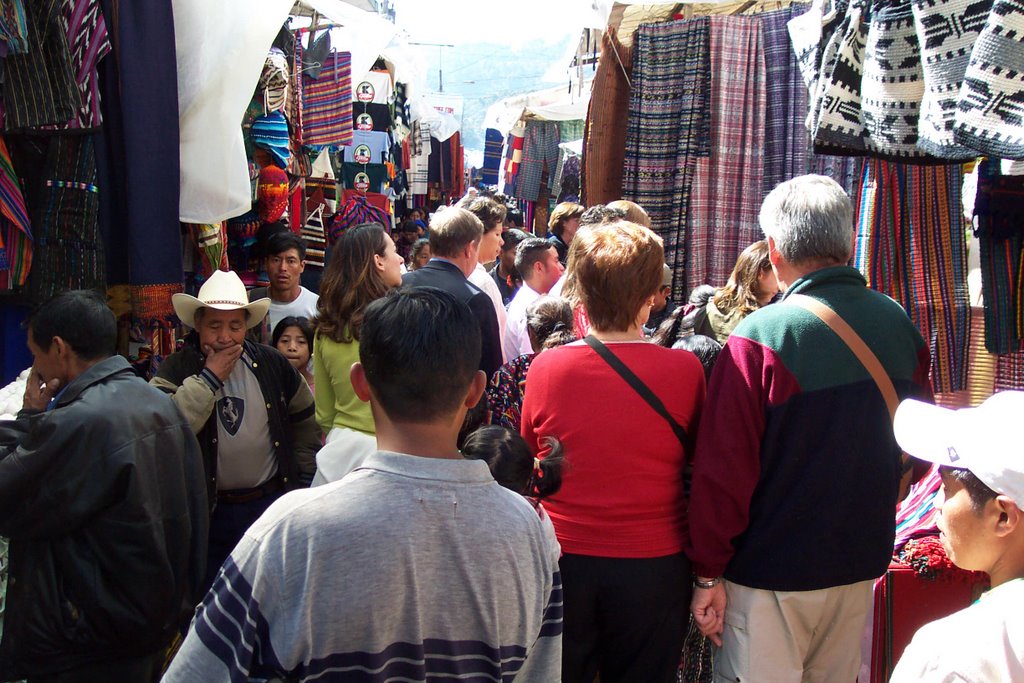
[312,223,403,485]
[462,426,565,542]
[486,296,575,431]
[272,316,314,389]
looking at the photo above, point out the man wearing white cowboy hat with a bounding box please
[889,391,1024,682]
[151,270,320,590]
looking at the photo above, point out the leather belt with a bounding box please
[217,478,283,504]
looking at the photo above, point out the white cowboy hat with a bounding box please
[172,270,270,329]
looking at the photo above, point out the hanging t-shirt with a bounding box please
[340,162,388,194]
[342,130,390,164]
[352,70,393,105]
[215,355,278,490]
[351,103,392,132]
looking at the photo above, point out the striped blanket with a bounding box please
[684,16,766,296]
[302,50,352,148]
[623,17,711,302]
[854,159,971,392]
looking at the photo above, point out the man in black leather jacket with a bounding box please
[0,290,208,682]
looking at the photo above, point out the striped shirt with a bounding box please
[164,451,563,682]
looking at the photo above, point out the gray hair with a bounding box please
[759,174,854,266]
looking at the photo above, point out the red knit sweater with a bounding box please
[521,341,705,558]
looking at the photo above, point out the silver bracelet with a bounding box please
[693,576,721,589]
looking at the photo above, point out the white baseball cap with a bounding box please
[894,391,1024,507]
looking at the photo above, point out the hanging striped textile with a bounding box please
[995,350,1024,390]
[301,50,352,148]
[20,135,105,303]
[623,17,711,302]
[761,4,812,194]
[854,159,971,393]
[502,128,525,196]
[291,31,303,143]
[975,158,1024,354]
[684,16,766,296]
[0,135,31,289]
[935,306,996,408]
[480,128,503,186]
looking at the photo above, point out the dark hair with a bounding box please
[579,204,627,227]
[409,238,431,266]
[515,238,555,280]
[272,316,314,349]
[265,229,307,260]
[526,296,575,352]
[672,334,722,381]
[463,197,508,231]
[26,290,116,361]
[400,219,420,234]
[651,305,687,348]
[500,228,531,253]
[315,223,393,343]
[360,288,481,423]
[506,209,524,228]
[939,465,999,512]
[462,426,565,500]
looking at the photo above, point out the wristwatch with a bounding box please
[693,576,721,589]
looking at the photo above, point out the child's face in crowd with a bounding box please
[276,326,310,371]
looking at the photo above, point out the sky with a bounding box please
[390,0,585,46]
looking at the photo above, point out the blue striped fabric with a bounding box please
[188,558,562,682]
[480,128,503,186]
[193,558,285,682]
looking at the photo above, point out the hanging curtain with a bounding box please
[761,3,812,194]
[622,17,711,302]
[854,159,971,393]
[684,16,766,296]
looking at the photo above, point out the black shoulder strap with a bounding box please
[583,336,690,449]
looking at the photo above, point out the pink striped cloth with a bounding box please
[684,16,766,294]
[301,50,352,148]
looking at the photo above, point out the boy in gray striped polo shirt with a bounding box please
[164,288,562,682]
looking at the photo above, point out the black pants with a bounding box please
[28,651,162,683]
[560,552,691,683]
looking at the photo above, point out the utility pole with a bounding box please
[408,41,454,92]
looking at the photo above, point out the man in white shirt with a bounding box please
[249,231,319,343]
[462,197,509,362]
[890,391,1024,683]
[503,238,564,361]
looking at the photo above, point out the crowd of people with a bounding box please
[0,174,1021,683]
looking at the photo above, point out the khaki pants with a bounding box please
[714,579,873,683]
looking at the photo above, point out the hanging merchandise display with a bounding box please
[861,2,927,159]
[301,46,353,148]
[481,128,504,186]
[622,17,711,302]
[257,164,290,223]
[583,28,633,206]
[762,5,812,194]
[685,15,766,297]
[974,158,1024,355]
[953,0,1024,159]
[854,160,971,392]
[0,136,31,290]
[790,0,1024,160]
[251,111,292,169]
[515,120,561,203]
[910,0,991,159]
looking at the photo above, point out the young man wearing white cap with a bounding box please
[151,270,320,591]
[890,391,1024,682]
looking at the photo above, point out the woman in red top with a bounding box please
[521,220,706,683]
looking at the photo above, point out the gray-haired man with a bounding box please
[686,175,933,681]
